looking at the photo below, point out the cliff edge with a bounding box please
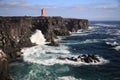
[0,16,88,79]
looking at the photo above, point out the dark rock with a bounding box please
[57,57,66,60]
[0,49,11,80]
[84,57,93,63]
[0,16,33,62]
[88,54,100,62]
[67,57,78,62]
[58,54,100,63]
[0,16,88,79]
[46,39,59,46]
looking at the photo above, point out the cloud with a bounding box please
[0,1,61,10]
[0,0,119,10]
[0,1,36,8]
[94,3,120,9]
[0,1,120,20]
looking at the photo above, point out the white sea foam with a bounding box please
[94,23,117,27]
[58,76,78,80]
[106,41,119,46]
[113,46,120,51]
[21,44,71,65]
[22,45,109,66]
[89,26,99,30]
[22,28,109,66]
[30,30,46,45]
[82,39,99,44]
[63,39,99,45]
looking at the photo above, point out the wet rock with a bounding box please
[84,57,93,63]
[67,57,78,62]
[58,54,100,63]
[46,39,59,46]
[57,57,66,60]
[0,49,11,80]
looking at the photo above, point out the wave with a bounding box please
[94,23,117,27]
[21,45,109,66]
[21,44,70,64]
[106,41,119,46]
[30,30,46,45]
[63,39,100,45]
[113,46,120,51]
[58,76,79,80]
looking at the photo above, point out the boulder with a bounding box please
[67,57,78,62]
[57,54,100,63]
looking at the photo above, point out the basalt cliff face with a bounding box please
[0,16,88,80]
[32,17,88,41]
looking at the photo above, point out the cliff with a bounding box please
[0,16,88,79]
[32,16,88,41]
[0,17,33,61]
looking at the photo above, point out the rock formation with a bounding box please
[0,49,11,80]
[0,16,88,79]
[58,54,100,63]
[0,16,33,62]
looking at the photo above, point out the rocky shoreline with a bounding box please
[58,54,100,63]
[0,16,88,80]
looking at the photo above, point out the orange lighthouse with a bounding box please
[41,8,45,16]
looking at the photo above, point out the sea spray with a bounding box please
[58,76,78,80]
[21,44,108,66]
[30,30,46,45]
[113,46,120,51]
[21,44,71,65]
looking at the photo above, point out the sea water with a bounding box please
[10,21,120,80]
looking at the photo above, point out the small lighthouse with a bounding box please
[41,8,45,16]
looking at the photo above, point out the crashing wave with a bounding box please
[113,46,120,51]
[30,30,46,45]
[106,41,119,46]
[21,45,109,66]
[94,23,117,27]
[58,76,79,80]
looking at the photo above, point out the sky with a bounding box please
[0,0,120,21]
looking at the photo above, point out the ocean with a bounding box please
[10,21,120,80]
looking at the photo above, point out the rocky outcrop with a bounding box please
[0,16,88,57]
[64,18,88,32]
[58,54,100,63]
[0,16,88,80]
[0,16,33,61]
[32,16,88,41]
[0,49,11,80]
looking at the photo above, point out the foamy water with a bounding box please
[58,76,78,80]
[30,30,46,45]
[21,26,109,66]
[11,21,120,80]
[113,46,120,51]
[21,43,108,66]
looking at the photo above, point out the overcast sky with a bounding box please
[0,0,120,21]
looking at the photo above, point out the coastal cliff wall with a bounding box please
[0,16,88,79]
[0,17,33,61]
[32,16,88,41]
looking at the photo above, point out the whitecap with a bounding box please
[94,23,117,27]
[113,46,120,51]
[22,46,109,66]
[30,30,46,45]
[63,39,99,45]
[106,41,119,46]
[58,76,79,80]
